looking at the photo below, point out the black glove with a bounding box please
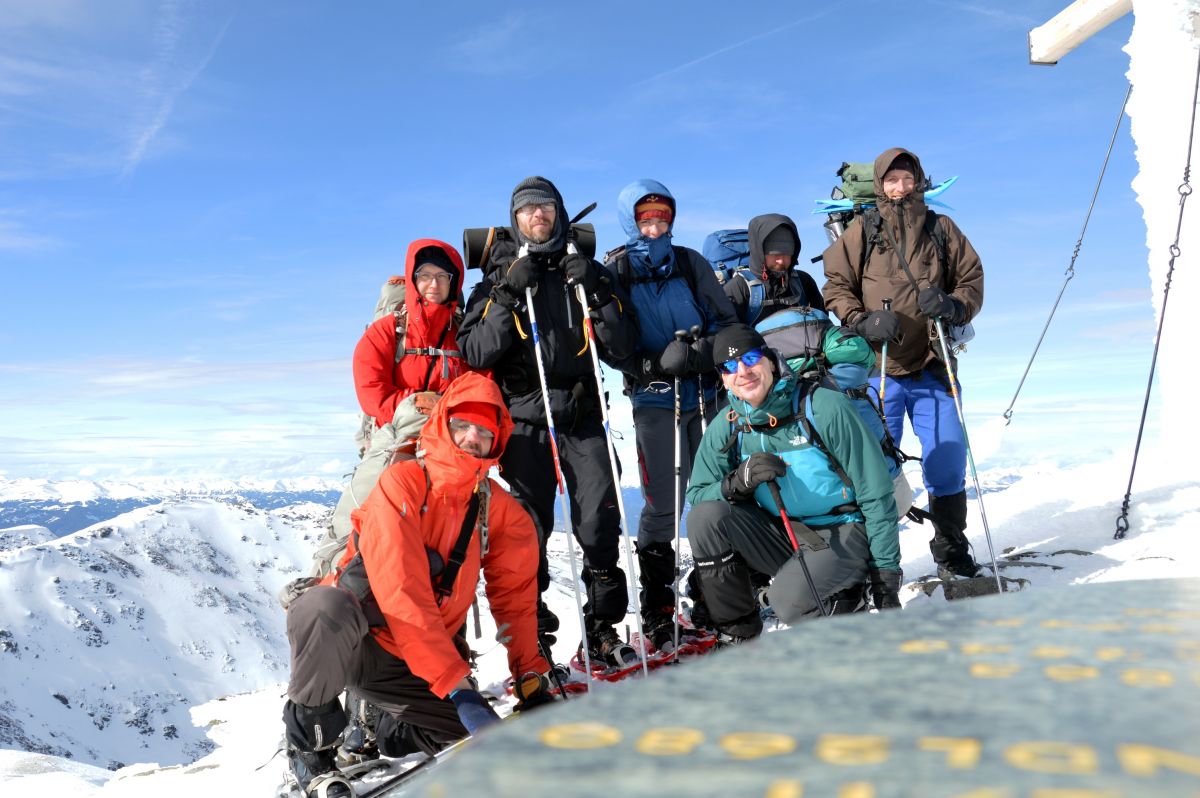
[918,286,963,323]
[868,567,903,610]
[563,253,612,309]
[854,309,900,343]
[502,256,540,295]
[513,672,556,714]
[657,339,700,377]
[721,452,787,503]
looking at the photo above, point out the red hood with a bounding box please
[404,238,464,347]
[417,372,513,496]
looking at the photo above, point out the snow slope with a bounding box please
[0,499,328,770]
[0,447,1195,795]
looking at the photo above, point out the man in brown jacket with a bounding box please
[821,147,984,579]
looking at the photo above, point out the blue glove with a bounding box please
[449,688,501,735]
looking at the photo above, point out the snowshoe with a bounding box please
[587,623,640,668]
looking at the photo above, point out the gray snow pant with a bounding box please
[285,586,467,751]
[687,501,871,637]
[500,416,628,624]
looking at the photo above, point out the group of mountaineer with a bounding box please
[278,147,986,797]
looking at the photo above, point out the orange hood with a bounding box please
[417,372,512,497]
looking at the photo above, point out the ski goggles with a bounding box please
[717,348,766,375]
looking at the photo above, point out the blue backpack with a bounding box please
[702,229,765,324]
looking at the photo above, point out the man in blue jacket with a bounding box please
[605,179,738,650]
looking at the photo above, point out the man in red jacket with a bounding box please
[281,372,553,797]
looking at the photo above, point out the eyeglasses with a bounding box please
[415,271,453,285]
[515,202,556,217]
[717,348,765,375]
[448,418,495,441]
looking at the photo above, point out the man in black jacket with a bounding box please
[724,213,824,325]
[459,176,640,666]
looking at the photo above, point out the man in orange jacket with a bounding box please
[281,372,553,797]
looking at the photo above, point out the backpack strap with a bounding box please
[433,482,488,606]
[734,267,765,324]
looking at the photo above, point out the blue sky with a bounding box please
[0,0,1156,481]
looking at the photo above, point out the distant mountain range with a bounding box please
[0,477,341,537]
[0,495,330,769]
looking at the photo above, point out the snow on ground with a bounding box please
[2,446,1195,796]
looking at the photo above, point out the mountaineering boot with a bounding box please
[928,491,980,578]
[583,620,639,668]
[282,698,352,797]
[335,693,378,767]
[637,542,679,651]
[825,583,868,615]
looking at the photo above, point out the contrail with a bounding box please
[634,10,831,87]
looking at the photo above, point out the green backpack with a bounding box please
[835,162,877,206]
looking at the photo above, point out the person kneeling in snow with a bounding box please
[281,372,554,797]
[685,325,902,642]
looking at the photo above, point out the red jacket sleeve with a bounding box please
[353,316,406,425]
[481,485,550,679]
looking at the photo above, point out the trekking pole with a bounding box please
[932,319,1004,594]
[572,274,650,677]
[767,481,829,617]
[671,329,688,653]
[879,299,892,425]
[521,250,595,686]
[689,325,708,434]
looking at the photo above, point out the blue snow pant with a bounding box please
[872,367,966,498]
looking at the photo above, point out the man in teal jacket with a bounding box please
[685,325,902,639]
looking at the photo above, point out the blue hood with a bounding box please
[617,178,676,278]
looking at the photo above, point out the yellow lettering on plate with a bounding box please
[961,643,1013,656]
[1139,623,1181,635]
[900,639,950,654]
[970,662,1021,679]
[1120,668,1175,688]
[1124,608,1161,617]
[1033,646,1076,659]
[815,734,888,765]
[1094,647,1129,661]
[837,782,875,798]
[1029,790,1119,797]
[764,780,803,798]
[1005,741,1099,774]
[1117,743,1200,776]
[919,736,982,768]
[720,732,796,761]
[1041,620,1075,629]
[635,727,705,756]
[1044,664,1099,682]
[539,722,622,750]
[1080,622,1128,632]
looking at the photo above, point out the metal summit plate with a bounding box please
[394,577,1200,797]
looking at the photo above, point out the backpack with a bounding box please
[701,229,765,324]
[353,276,465,454]
[834,161,877,207]
[755,307,913,480]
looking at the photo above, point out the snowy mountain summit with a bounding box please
[0,499,327,769]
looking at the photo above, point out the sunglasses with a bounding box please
[717,348,765,375]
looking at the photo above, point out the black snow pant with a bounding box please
[632,403,709,616]
[687,500,871,637]
[499,415,628,626]
[284,586,465,756]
